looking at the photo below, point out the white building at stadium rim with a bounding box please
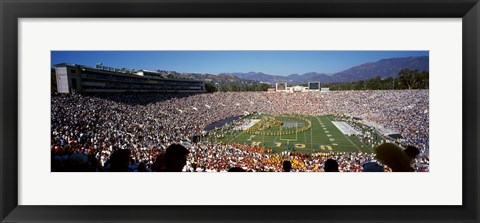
[54,63,205,94]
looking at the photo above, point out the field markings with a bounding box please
[225,115,371,153]
[228,130,245,142]
[315,116,332,150]
[325,116,362,152]
[309,116,313,151]
[304,121,307,146]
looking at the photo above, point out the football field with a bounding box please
[212,115,375,154]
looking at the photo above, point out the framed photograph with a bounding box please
[1,0,479,222]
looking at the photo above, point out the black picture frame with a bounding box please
[1,0,479,222]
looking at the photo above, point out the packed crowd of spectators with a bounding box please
[185,142,381,172]
[51,90,429,172]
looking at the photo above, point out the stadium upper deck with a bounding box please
[54,63,205,93]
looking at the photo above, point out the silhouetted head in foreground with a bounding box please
[109,149,131,172]
[404,145,420,160]
[164,144,189,172]
[283,160,292,172]
[375,143,413,172]
[228,167,246,172]
[324,159,339,172]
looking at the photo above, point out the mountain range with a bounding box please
[224,56,429,84]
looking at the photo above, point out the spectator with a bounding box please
[228,167,246,172]
[163,144,189,172]
[283,160,292,172]
[108,149,131,172]
[375,143,413,172]
[324,159,339,172]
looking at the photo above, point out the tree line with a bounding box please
[322,69,429,91]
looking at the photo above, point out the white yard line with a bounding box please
[228,131,245,142]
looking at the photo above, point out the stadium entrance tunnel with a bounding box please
[388,134,403,139]
[203,115,244,132]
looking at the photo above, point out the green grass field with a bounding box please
[209,114,376,154]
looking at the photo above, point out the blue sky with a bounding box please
[51,51,428,76]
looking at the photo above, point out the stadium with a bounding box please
[51,63,429,173]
